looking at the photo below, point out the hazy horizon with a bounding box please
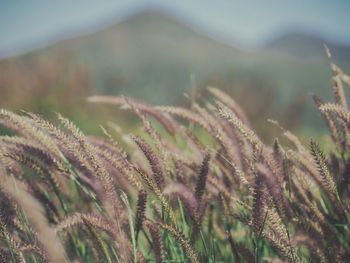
[1,0,350,58]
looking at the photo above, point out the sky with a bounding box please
[1,0,350,57]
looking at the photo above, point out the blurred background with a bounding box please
[1,0,350,137]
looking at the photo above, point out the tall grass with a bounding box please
[0,60,350,262]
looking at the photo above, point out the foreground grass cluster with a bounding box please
[0,62,350,263]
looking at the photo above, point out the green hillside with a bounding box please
[1,10,350,134]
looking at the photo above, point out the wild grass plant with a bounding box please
[0,59,350,262]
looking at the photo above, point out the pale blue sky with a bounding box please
[1,0,349,57]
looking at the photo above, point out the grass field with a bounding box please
[0,55,350,262]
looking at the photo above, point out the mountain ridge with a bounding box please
[1,10,350,132]
[264,31,350,61]
[2,9,350,60]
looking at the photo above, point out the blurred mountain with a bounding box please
[264,32,350,61]
[35,10,246,102]
[1,10,350,134]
